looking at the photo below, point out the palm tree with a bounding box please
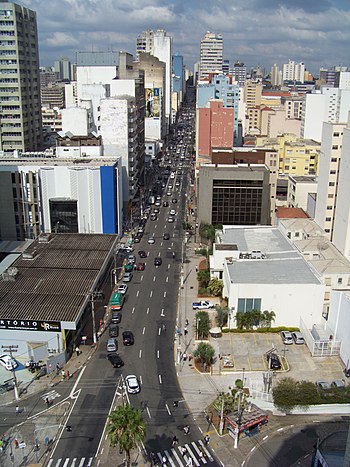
[261,310,276,328]
[215,305,229,329]
[107,404,146,467]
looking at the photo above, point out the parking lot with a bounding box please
[215,332,346,384]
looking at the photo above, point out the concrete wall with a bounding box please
[0,172,17,240]
[62,107,89,136]
[328,290,350,367]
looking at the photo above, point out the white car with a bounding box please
[117,284,128,295]
[125,375,140,394]
[121,245,134,253]
[170,209,176,216]
[0,354,18,371]
[148,236,155,244]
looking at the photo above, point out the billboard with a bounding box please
[146,87,161,118]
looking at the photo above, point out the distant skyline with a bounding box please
[20,0,350,74]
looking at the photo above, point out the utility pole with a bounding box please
[8,346,19,400]
[219,395,225,435]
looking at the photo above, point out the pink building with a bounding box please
[197,100,234,163]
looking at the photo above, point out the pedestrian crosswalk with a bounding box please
[156,440,214,466]
[47,456,93,467]
[41,389,60,402]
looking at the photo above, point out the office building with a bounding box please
[136,29,173,128]
[270,64,282,87]
[54,57,72,82]
[199,32,223,80]
[222,59,230,75]
[287,175,317,211]
[232,62,247,86]
[173,52,184,111]
[0,2,43,153]
[282,59,305,84]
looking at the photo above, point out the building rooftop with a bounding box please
[0,157,118,167]
[288,175,317,183]
[279,218,324,236]
[0,233,117,323]
[276,207,309,219]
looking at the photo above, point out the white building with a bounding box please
[287,175,317,211]
[199,31,223,80]
[210,226,324,328]
[327,290,350,367]
[301,87,350,142]
[270,64,282,86]
[332,119,350,259]
[314,121,347,239]
[136,29,173,128]
[282,59,305,84]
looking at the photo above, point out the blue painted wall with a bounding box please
[100,165,118,234]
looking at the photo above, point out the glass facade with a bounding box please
[212,179,263,225]
[237,298,262,312]
[49,199,78,233]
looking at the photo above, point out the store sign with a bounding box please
[0,319,61,332]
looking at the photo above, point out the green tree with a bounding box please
[296,381,320,407]
[193,342,215,366]
[195,310,211,339]
[198,223,222,243]
[208,278,224,297]
[261,310,276,328]
[235,311,250,330]
[107,404,146,466]
[272,377,298,412]
[215,305,229,329]
[197,269,210,288]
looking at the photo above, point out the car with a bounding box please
[331,379,345,388]
[123,272,133,282]
[163,233,170,240]
[107,354,124,368]
[125,375,140,394]
[0,354,18,371]
[167,217,174,223]
[163,201,169,207]
[138,250,147,258]
[111,312,122,324]
[122,331,135,346]
[121,245,134,253]
[124,263,134,272]
[192,300,215,310]
[153,208,160,214]
[170,209,176,216]
[291,331,305,345]
[266,353,281,370]
[117,284,128,295]
[128,255,136,264]
[316,380,331,390]
[155,200,161,206]
[280,331,293,345]
[136,262,145,271]
[137,227,144,234]
[133,235,141,243]
[154,257,162,266]
[107,338,118,353]
[172,198,177,204]
[166,191,172,196]
[109,324,119,338]
[150,213,157,221]
[148,236,155,244]
[175,181,180,187]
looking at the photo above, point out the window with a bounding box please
[327,206,332,210]
[331,158,337,162]
[333,132,339,137]
[329,182,335,186]
[330,170,336,175]
[326,217,331,221]
[332,145,339,150]
[237,298,262,312]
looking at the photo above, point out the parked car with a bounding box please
[280,331,293,345]
[192,300,215,310]
[150,213,157,221]
[128,255,136,264]
[136,262,145,271]
[107,354,124,368]
[163,233,170,240]
[122,331,134,346]
[111,312,122,324]
[331,379,345,388]
[138,250,147,258]
[121,245,134,253]
[0,354,18,371]
[109,324,119,338]
[133,235,141,243]
[107,338,118,353]
[170,209,176,216]
[125,375,140,394]
[123,272,133,282]
[124,263,134,272]
[117,284,128,295]
[153,208,160,214]
[316,380,331,389]
[163,201,169,207]
[292,332,305,345]
[154,257,162,266]
[266,353,281,370]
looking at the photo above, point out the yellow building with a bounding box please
[256,134,320,176]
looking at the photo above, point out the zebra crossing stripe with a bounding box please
[164,450,176,467]
[191,442,207,464]
[78,458,86,467]
[172,448,185,467]
[62,459,70,467]
[56,460,62,467]
[87,458,93,466]
[71,459,77,467]
[198,441,213,462]
[184,444,200,467]
[47,461,53,467]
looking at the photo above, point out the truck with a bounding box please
[192,300,215,310]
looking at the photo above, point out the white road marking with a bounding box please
[198,441,213,461]
[142,327,146,335]
[277,428,284,432]
[165,450,176,467]
[146,407,151,419]
[158,327,161,336]
[263,435,268,440]
[184,444,200,466]
[153,276,156,282]
[173,448,185,467]
[161,242,163,247]
[157,350,160,358]
[136,290,139,297]
[161,308,165,317]
[132,306,135,314]
[191,442,207,463]
[140,375,143,384]
[168,264,170,269]
[166,276,169,282]
[165,403,171,415]
[139,350,142,358]
[87,458,93,467]
[250,446,256,453]
[150,290,153,297]
[147,307,150,314]
[163,291,167,297]
[78,460,86,467]
[62,459,70,467]
[159,374,162,384]
[141,275,143,281]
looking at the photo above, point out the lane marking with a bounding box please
[263,435,268,440]
[136,290,139,297]
[161,308,165,317]
[146,307,150,314]
[163,291,167,298]
[166,276,169,283]
[157,350,160,358]
[142,327,146,335]
[165,404,171,415]
[132,306,135,314]
[140,375,143,384]
[277,428,284,432]
[139,350,142,358]
[159,374,162,384]
[250,446,256,453]
[146,407,151,419]
[153,276,156,282]
[168,264,170,269]
[150,290,153,298]
[141,275,143,281]
[158,327,161,336]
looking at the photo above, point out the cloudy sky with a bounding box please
[22,0,350,74]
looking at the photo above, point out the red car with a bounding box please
[136,262,145,271]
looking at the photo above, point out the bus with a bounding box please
[110,292,124,311]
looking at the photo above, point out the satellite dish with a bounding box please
[7,267,18,277]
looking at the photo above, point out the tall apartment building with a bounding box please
[199,31,223,80]
[314,122,347,239]
[0,2,43,153]
[172,52,184,111]
[136,29,173,128]
[222,59,230,74]
[271,64,282,86]
[232,62,247,86]
[54,57,72,82]
[282,59,305,84]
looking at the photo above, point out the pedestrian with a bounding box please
[65,370,70,380]
[198,450,204,461]
[195,266,198,273]
[162,323,166,332]
[61,369,65,380]
[184,326,188,336]
[183,425,190,435]
[75,346,80,357]
[14,439,19,449]
[185,319,189,327]
[56,363,60,375]
[186,457,193,467]
[204,434,210,445]
[45,397,50,407]
[172,435,178,447]
[173,400,179,408]
[15,405,20,415]
[180,446,187,456]
[183,352,187,362]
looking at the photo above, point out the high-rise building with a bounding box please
[54,57,72,82]
[136,29,173,129]
[199,32,223,80]
[270,64,282,86]
[222,59,230,75]
[0,2,43,153]
[173,53,184,109]
[282,59,305,84]
[233,62,247,86]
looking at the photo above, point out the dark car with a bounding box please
[133,235,141,243]
[138,250,147,258]
[163,233,170,240]
[107,354,124,368]
[111,312,122,324]
[109,324,119,338]
[122,331,134,346]
[154,257,162,266]
[163,201,169,207]
[172,198,177,204]
[267,353,281,370]
[124,263,134,272]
